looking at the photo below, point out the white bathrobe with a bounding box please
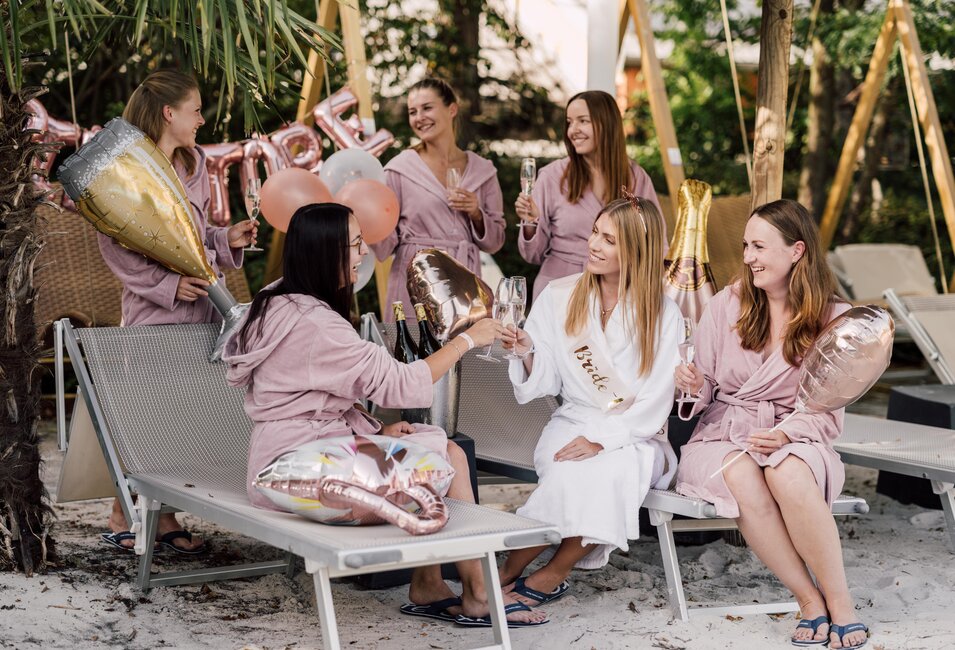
[509,274,681,568]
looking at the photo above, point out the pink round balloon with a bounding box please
[334,179,399,245]
[260,167,333,233]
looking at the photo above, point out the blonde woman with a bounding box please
[498,195,680,605]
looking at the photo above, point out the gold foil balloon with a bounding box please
[664,179,718,324]
[253,435,454,535]
[407,248,493,342]
[57,118,243,360]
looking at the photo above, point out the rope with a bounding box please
[899,40,947,292]
[718,0,753,189]
[322,56,339,152]
[786,0,823,132]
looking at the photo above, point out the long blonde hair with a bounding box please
[736,199,840,365]
[123,70,200,176]
[564,197,665,376]
[562,90,631,204]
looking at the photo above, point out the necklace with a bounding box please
[600,303,616,316]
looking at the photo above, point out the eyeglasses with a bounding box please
[345,238,365,251]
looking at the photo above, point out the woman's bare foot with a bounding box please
[792,597,829,644]
[107,498,204,552]
[505,569,568,608]
[460,592,548,625]
[407,573,462,615]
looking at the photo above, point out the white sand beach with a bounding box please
[2,414,954,650]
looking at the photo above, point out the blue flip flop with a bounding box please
[100,531,137,553]
[510,576,570,606]
[399,597,462,623]
[455,601,548,628]
[830,622,869,649]
[156,530,207,555]
[791,615,830,647]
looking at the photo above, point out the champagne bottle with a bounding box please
[414,303,442,358]
[392,301,419,364]
[663,179,718,324]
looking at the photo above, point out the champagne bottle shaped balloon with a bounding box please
[392,302,419,364]
[414,303,442,358]
[664,179,718,324]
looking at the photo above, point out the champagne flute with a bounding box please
[503,276,528,359]
[243,177,263,252]
[477,277,512,363]
[676,317,699,403]
[516,157,536,229]
[446,167,461,192]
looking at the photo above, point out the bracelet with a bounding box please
[447,338,466,360]
[457,333,475,351]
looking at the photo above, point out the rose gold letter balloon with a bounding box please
[407,249,493,342]
[334,178,399,245]
[259,167,333,233]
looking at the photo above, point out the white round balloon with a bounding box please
[319,148,386,194]
[355,253,376,291]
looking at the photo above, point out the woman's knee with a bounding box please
[765,456,815,498]
[446,440,468,467]
[722,455,775,512]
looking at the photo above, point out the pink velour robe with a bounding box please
[675,285,851,518]
[370,149,505,324]
[97,145,242,326]
[519,157,664,300]
[223,293,450,509]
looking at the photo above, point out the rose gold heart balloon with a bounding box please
[254,435,455,535]
[407,248,493,342]
[796,305,895,413]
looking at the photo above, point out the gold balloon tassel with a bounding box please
[664,179,718,324]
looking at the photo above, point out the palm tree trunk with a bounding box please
[0,70,56,575]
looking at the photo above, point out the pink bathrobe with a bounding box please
[223,293,450,509]
[519,158,664,300]
[98,146,242,326]
[371,149,505,324]
[675,285,851,518]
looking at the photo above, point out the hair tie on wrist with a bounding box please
[458,333,475,350]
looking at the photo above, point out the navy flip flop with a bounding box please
[510,576,570,606]
[156,530,206,555]
[100,530,137,553]
[455,601,548,628]
[399,597,462,623]
[830,622,869,650]
[791,615,830,647]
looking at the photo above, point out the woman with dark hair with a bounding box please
[516,90,663,300]
[224,203,546,628]
[100,70,256,554]
[371,78,505,325]
[674,200,867,649]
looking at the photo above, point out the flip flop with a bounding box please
[509,576,570,606]
[830,622,869,650]
[156,530,207,555]
[455,601,549,628]
[399,597,462,623]
[791,615,830,647]
[100,530,137,553]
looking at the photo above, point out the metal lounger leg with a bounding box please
[136,499,161,591]
[305,560,341,650]
[932,481,955,553]
[479,550,511,650]
[649,509,689,622]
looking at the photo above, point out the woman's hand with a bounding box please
[461,318,506,348]
[227,220,257,248]
[176,276,210,302]
[501,326,534,356]
[674,362,704,396]
[554,436,603,462]
[448,188,481,219]
[381,421,415,438]
[747,428,791,455]
[515,194,540,226]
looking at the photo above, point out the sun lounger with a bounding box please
[60,319,560,650]
[366,316,869,621]
[830,243,938,304]
[835,413,955,553]
[884,289,955,384]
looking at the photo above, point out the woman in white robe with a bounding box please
[500,195,681,606]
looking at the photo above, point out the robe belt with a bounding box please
[397,236,479,271]
[714,392,792,432]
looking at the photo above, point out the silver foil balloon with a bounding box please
[254,435,455,535]
[57,118,244,361]
[406,248,493,343]
[796,305,895,413]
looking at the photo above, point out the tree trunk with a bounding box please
[751,0,795,210]
[438,0,482,149]
[0,69,57,574]
[797,0,835,220]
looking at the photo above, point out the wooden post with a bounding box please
[627,0,685,213]
[818,7,897,248]
[750,0,794,211]
[893,0,955,268]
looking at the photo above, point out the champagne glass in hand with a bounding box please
[243,177,263,252]
[502,276,528,359]
[676,317,699,403]
[477,277,512,363]
[516,158,536,229]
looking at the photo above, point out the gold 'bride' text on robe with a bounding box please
[571,342,634,413]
